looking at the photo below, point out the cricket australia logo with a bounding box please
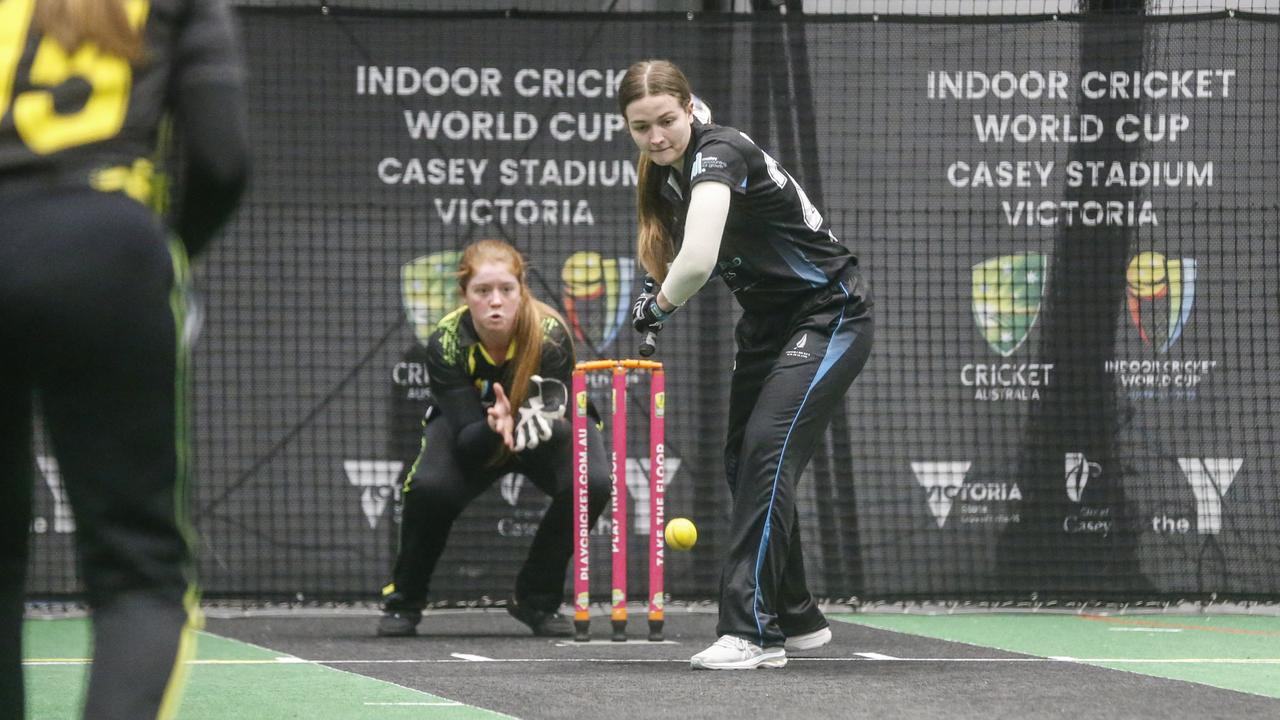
[343,460,403,529]
[972,253,1048,357]
[1177,458,1242,535]
[401,251,463,345]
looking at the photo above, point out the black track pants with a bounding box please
[718,273,873,647]
[387,416,611,614]
[0,189,198,719]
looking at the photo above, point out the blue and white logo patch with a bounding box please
[692,152,727,178]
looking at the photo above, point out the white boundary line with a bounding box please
[28,656,1280,667]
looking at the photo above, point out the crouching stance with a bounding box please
[378,239,610,637]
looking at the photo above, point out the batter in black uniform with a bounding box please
[0,0,248,716]
[622,60,873,670]
[377,239,611,638]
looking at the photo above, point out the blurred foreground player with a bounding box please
[0,0,249,716]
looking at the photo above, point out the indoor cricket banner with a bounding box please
[24,11,1279,603]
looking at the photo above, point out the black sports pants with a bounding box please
[718,271,874,647]
[0,189,197,720]
[387,414,611,614]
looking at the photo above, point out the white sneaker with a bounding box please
[785,626,832,652]
[690,635,787,670]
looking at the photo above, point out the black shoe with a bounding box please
[376,610,421,637]
[506,596,573,637]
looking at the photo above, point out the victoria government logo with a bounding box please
[911,461,1022,528]
[962,253,1055,401]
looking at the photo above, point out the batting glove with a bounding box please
[632,293,671,333]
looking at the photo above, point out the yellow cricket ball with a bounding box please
[665,517,697,551]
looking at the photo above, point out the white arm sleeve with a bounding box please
[660,181,732,308]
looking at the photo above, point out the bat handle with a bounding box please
[639,330,658,357]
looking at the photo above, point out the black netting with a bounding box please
[26,3,1280,606]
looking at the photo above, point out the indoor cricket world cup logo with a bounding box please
[576,390,588,418]
[1126,252,1196,353]
[972,253,1048,357]
[561,251,635,350]
[401,250,462,345]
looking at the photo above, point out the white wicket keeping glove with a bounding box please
[513,375,566,452]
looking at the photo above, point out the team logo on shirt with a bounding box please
[971,253,1048,357]
[561,251,635,351]
[691,152,727,178]
[401,251,463,345]
[785,332,812,360]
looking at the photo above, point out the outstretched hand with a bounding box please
[512,375,564,452]
[487,383,515,449]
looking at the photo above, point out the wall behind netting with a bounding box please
[26,7,1280,605]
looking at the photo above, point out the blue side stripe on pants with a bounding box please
[750,281,855,643]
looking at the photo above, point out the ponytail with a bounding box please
[634,153,675,282]
[34,0,146,62]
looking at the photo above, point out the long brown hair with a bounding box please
[617,59,695,283]
[34,0,146,62]
[457,239,565,415]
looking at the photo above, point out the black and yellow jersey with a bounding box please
[0,0,244,203]
[424,305,574,460]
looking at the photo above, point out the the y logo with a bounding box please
[1176,458,1242,535]
[35,456,75,533]
[622,457,682,534]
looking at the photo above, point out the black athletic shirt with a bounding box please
[0,0,248,253]
[658,120,857,313]
[425,306,575,462]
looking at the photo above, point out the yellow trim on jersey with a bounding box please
[473,338,517,367]
[157,239,199,720]
[91,158,155,203]
[155,586,203,720]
